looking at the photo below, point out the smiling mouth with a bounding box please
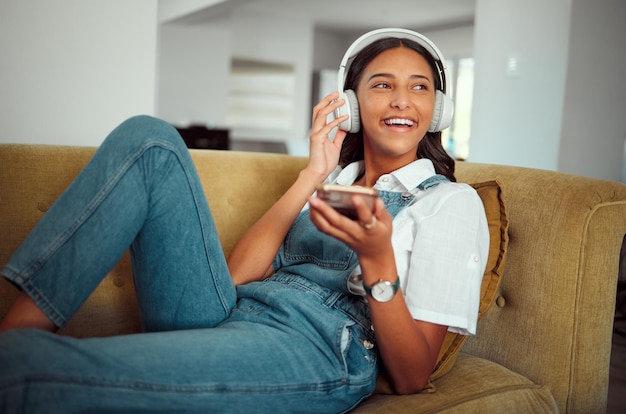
[384,118,415,127]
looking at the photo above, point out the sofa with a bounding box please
[1,144,625,413]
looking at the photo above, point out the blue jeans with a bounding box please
[0,116,376,413]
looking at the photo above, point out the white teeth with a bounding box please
[385,118,414,126]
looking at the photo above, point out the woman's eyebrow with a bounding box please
[367,73,432,82]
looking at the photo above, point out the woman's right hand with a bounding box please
[305,92,350,181]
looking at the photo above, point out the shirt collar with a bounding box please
[332,158,437,192]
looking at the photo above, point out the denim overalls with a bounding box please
[0,115,447,414]
[231,175,447,411]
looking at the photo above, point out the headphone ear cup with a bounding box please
[429,90,454,132]
[336,90,360,133]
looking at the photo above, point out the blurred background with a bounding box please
[1,0,625,182]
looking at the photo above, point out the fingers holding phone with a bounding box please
[310,185,393,258]
[315,184,378,220]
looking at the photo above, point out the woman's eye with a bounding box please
[373,82,390,89]
[413,84,427,91]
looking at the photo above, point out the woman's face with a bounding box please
[356,46,436,165]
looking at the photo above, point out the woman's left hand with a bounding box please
[308,194,394,260]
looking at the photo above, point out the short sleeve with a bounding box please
[402,184,489,335]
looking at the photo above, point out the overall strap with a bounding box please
[417,174,449,190]
[378,174,449,217]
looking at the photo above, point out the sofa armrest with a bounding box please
[456,161,626,414]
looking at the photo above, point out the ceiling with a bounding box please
[176,0,476,34]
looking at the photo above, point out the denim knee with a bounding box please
[101,115,187,158]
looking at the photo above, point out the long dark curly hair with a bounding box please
[338,37,456,182]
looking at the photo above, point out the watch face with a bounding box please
[372,281,395,302]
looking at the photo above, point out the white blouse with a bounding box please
[326,158,489,335]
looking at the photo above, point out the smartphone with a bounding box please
[315,184,378,220]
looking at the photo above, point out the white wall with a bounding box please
[558,0,626,181]
[0,0,158,146]
[312,30,353,72]
[157,21,231,128]
[422,25,475,60]
[469,0,572,171]
[158,0,232,23]
[470,0,626,182]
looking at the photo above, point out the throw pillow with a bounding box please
[375,179,509,394]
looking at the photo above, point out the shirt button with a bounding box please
[381,176,390,182]
[401,192,412,200]
[473,255,480,262]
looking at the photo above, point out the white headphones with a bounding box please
[334,28,454,134]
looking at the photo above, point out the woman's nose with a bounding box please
[391,90,410,110]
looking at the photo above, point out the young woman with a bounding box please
[0,29,489,413]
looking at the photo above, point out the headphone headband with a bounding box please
[337,28,449,95]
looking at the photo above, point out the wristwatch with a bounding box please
[363,277,400,302]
